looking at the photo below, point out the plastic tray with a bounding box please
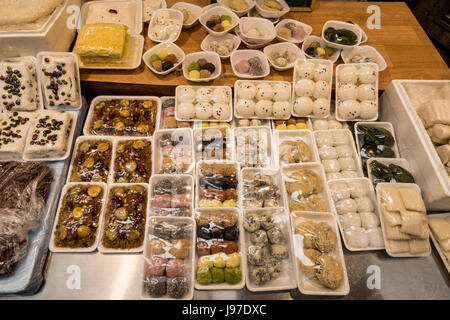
[199,5,240,37]
[292,58,333,119]
[175,86,232,122]
[275,19,312,44]
[148,8,183,43]
[234,80,292,119]
[98,183,150,253]
[366,157,413,188]
[233,126,275,169]
[80,0,143,34]
[274,129,320,165]
[354,122,401,160]
[77,34,144,70]
[290,211,350,296]
[376,182,431,258]
[171,2,203,28]
[328,178,385,251]
[142,42,185,76]
[254,0,289,19]
[321,20,362,50]
[36,51,82,110]
[49,182,107,253]
[340,45,387,72]
[22,111,78,162]
[141,216,196,299]
[230,50,271,79]
[428,212,450,275]
[83,95,161,137]
[194,207,247,290]
[193,126,235,162]
[242,208,297,292]
[335,62,379,122]
[159,96,192,130]
[263,42,305,72]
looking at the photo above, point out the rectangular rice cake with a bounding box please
[0,112,34,158]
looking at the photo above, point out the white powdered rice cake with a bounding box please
[0,112,35,158]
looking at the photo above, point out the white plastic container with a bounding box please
[367,157,413,188]
[234,26,271,49]
[242,207,297,292]
[217,0,255,17]
[321,20,362,50]
[301,35,341,64]
[230,50,270,79]
[143,42,185,76]
[274,129,320,165]
[263,42,305,71]
[141,216,196,300]
[200,33,241,60]
[148,8,183,43]
[354,122,401,159]
[340,45,387,72]
[238,17,276,44]
[193,126,235,162]
[254,0,289,19]
[199,5,240,37]
[171,2,203,29]
[234,126,275,169]
[376,182,431,258]
[98,183,150,253]
[428,212,450,275]
[291,211,350,296]
[49,182,107,253]
[247,6,279,24]
[275,19,312,44]
[182,52,222,83]
[0,0,80,58]
[142,0,167,23]
[381,80,450,211]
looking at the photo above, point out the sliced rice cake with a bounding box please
[408,239,430,254]
[0,112,34,158]
[388,240,409,254]
[0,58,40,111]
[429,218,450,241]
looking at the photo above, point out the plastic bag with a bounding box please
[154,129,194,174]
[242,170,281,208]
[150,176,193,217]
[0,211,29,275]
[279,139,312,164]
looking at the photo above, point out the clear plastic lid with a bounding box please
[241,168,286,209]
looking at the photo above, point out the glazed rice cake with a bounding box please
[0,58,40,111]
[0,112,34,158]
[85,1,135,31]
[74,23,128,59]
[39,54,80,107]
[24,111,72,157]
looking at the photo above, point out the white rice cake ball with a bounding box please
[272,83,291,101]
[177,102,195,119]
[328,120,343,130]
[196,87,213,102]
[339,100,360,120]
[296,61,315,79]
[336,198,358,214]
[358,84,376,101]
[366,227,384,247]
[313,98,330,118]
[255,100,273,117]
[319,145,338,160]
[212,103,230,120]
[358,66,377,84]
[313,119,329,131]
[335,145,353,157]
[360,212,380,228]
[273,101,291,118]
[178,87,196,103]
[195,102,213,120]
[314,64,331,82]
[330,182,350,202]
[347,180,367,198]
[356,196,374,212]
[338,65,358,84]
[313,81,330,99]
[332,131,349,145]
[236,99,255,117]
[323,159,341,173]
[237,82,257,100]
[340,212,362,230]
[295,79,315,97]
[338,157,357,171]
[315,131,333,147]
[293,97,313,116]
[345,227,369,248]
[256,83,274,100]
[359,100,378,119]
[212,88,231,104]
[338,83,358,101]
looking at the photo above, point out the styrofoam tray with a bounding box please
[290,211,350,296]
[274,129,320,165]
[199,5,240,37]
[83,95,161,137]
[217,0,255,17]
[238,17,276,43]
[335,62,379,122]
[321,20,362,50]
[195,160,241,209]
[152,128,195,174]
[171,2,202,28]
[275,19,312,44]
[234,80,291,119]
[292,58,333,119]
[230,50,271,79]
[23,111,78,161]
[148,8,183,43]
[49,182,107,253]
[243,207,297,292]
[36,51,82,110]
[98,183,149,253]
[340,45,387,72]
[66,136,115,184]
[328,177,385,251]
[141,216,196,300]
[193,126,235,162]
[200,33,241,60]
[254,0,289,19]
[80,0,143,34]
[428,212,450,275]
[263,42,305,71]
[301,35,341,63]
[77,34,144,70]
[376,182,431,258]
[194,207,246,290]
[142,42,185,76]
[109,136,152,184]
[234,126,275,169]
[367,157,413,188]
[182,51,222,83]
[281,162,334,214]
[313,129,364,180]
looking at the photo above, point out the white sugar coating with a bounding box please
[319,145,338,160]
[272,101,291,118]
[256,83,274,100]
[314,64,331,82]
[315,131,333,147]
[338,157,356,171]
[338,83,358,101]
[195,102,213,120]
[255,100,273,117]
[178,87,196,103]
[212,103,230,120]
[312,98,329,117]
[293,96,313,116]
[339,65,358,84]
[358,84,376,101]
[177,102,195,119]
[323,159,341,173]
[335,144,353,157]
[333,131,349,145]
[236,99,255,117]
[341,170,359,178]
[339,100,360,120]
[313,81,330,99]
[272,83,291,101]
[196,87,213,102]
[358,66,377,84]
[359,100,378,119]
[237,82,257,100]
[296,61,315,79]
[295,79,315,96]
[312,119,329,130]
[327,172,343,181]
[328,120,343,129]
[212,88,230,104]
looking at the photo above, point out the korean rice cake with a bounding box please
[0,112,34,158]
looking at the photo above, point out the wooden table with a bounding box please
[80,1,450,97]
